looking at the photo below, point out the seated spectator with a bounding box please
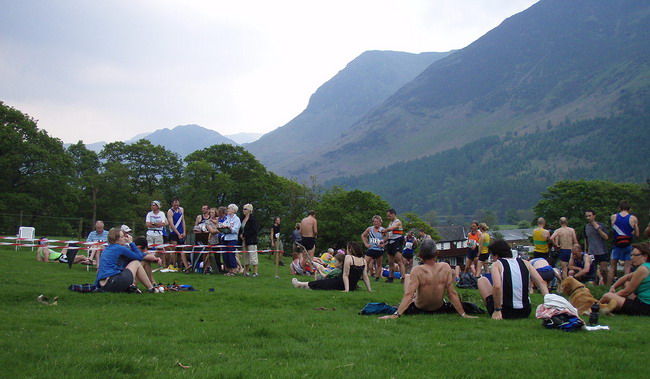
[291,242,372,292]
[478,239,549,320]
[380,239,476,319]
[600,243,650,316]
[86,220,109,267]
[133,236,158,285]
[568,243,596,284]
[94,227,162,293]
[324,253,345,279]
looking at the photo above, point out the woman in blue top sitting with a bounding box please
[600,243,650,316]
[94,227,162,293]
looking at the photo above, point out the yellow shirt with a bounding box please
[533,228,549,253]
[480,233,491,255]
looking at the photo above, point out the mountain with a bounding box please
[282,0,650,180]
[67,125,237,157]
[143,124,237,157]
[226,132,263,144]
[327,105,650,220]
[245,50,452,175]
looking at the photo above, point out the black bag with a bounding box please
[456,272,478,289]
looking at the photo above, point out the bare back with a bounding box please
[300,216,317,238]
[554,226,577,249]
[412,262,453,311]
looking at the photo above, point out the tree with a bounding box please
[314,187,390,250]
[67,141,102,222]
[100,139,182,197]
[181,144,318,237]
[533,180,645,240]
[401,212,440,240]
[0,102,76,219]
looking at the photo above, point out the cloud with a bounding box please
[0,0,539,144]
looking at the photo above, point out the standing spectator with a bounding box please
[382,208,406,283]
[465,221,481,274]
[145,200,168,267]
[270,216,284,273]
[292,223,302,249]
[402,230,418,274]
[300,210,318,262]
[193,204,211,245]
[361,215,385,282]
[86,220,109,268]
[241,203,259,277]
[532,217,551,262]
[584,210,609,285]
[222,204,241,276]
[475,223,491,277]
[167,198,187,270]
[608,200,640,285]
[550,217,579,279]
[203,207,220,274]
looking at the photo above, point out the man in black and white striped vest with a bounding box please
[478,239,549,320]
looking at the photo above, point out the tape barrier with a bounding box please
[2,237,284,254]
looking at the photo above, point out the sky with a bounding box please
[1,0,538,144]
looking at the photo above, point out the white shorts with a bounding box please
[147,234,164,246]
[243,244,258,266]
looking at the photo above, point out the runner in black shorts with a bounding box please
[301,237,315,251]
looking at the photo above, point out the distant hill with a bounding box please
[67,124,237,157]
[245,50,452,175]
[143,124,237,157]
[284,0,650,180]
[226,132,263,144]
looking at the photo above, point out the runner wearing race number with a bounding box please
[402,230,418,274]
[362,215,385,282]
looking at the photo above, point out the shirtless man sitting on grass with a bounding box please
[380,239,477,319]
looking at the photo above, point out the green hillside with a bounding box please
[286,0,650,181]
[327,98,650,221]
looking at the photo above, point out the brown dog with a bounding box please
[558,277,617,315]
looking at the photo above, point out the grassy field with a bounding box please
[1,246,647,378]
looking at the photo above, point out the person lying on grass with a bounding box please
[292,241,372,292]
[380,238,477,319]
[94,227,162,293]
[600,243,650,316]
[478,239,548,320]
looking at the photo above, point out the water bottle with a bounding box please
[588,302,600,326]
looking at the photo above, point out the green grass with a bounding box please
[1,247,648,378]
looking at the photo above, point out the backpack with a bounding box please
[359,302,397,315]
[456,272,478,289]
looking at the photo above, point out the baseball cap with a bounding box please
[121,225,132,233]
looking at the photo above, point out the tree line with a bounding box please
[1,101,437,250]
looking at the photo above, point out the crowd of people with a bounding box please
[32,197,650,317]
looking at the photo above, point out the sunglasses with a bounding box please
[631,253,643,257]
